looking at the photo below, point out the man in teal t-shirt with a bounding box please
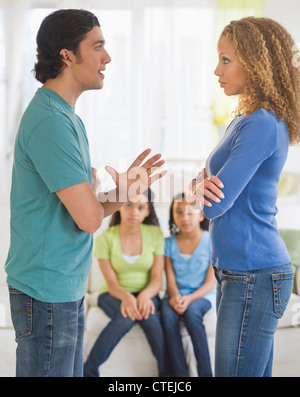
[5,9,165,377]
[6,88,94,303]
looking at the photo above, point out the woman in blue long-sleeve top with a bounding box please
[189,17,300,377]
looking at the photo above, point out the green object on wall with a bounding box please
[217,0,264,13]
[279,229,300,293]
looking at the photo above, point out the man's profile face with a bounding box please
[69,26,111,93]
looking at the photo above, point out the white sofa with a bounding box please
[83,257,217,377]
[83,255,300,377]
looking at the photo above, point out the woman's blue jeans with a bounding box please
[83,292,170,377]
[8,286,85,377]
[161,296,212,377]
[214,264,294,377]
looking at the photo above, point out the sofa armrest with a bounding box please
[85,291,99,309]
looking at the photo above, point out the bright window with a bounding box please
[2,3,216,180]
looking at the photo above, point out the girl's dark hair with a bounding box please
[168,192,209,236]
[109,188,160,227]
[34,9,100,83]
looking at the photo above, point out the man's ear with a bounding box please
[60,49,72,67]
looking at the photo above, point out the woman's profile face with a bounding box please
[214,35,247,97]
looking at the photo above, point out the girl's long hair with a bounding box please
[109,188,160,227]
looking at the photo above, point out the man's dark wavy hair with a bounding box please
[34,9,100,83]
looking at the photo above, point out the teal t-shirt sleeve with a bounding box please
[27,116,89,193]
[93,230,111,259]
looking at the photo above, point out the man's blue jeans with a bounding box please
[161,296,212,377]
[8,286,85,377]
[83,292,170,377]
[214,264,294,377]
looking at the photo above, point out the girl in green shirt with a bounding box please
[84,189,170,376]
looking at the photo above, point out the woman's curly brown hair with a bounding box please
[222,16,300,145]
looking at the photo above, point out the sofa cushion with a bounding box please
[83,305,214,377]
[83,306,159,376]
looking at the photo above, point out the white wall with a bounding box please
[265,0,300,42]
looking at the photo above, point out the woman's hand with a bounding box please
[120,293,142,321]
[188,168,224,208]
[105,149,167,202]
[137,291,155,320]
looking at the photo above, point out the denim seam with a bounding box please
[235,276,251,377]
[45,303,53,376]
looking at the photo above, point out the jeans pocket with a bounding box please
[219,269,251,283]
[272,272,294,318]
[8,286,32,340]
